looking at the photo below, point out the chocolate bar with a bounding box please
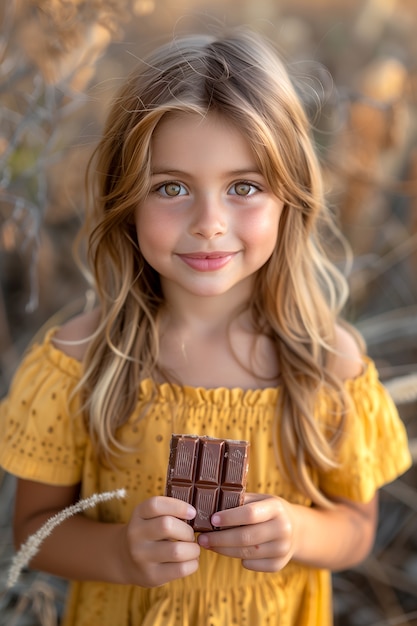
[165,434,250,532]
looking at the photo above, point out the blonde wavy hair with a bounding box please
[78,28,362,506]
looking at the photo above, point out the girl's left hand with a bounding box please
[197,493,296,572]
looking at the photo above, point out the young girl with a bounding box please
[0,28,411,626]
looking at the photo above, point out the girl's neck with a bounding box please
[157,287,279,390]
[161,300,246,341]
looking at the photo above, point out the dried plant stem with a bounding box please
[6,488,126,590]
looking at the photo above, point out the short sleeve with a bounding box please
[318,359,412,503]
[0,331,88,485]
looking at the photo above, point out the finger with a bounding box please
[242,557,288,573]
[150,539,201,565]
[210,497,283,529]
[155,558,200,585]
[138,515,196,543]
[198,520,277,550]
[201,538,289,561]
[136,496,196,522]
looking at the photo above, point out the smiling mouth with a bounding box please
[177,252,236,271]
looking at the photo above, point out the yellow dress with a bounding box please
[0,329,412,626]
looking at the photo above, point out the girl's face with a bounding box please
[135,112,284,303]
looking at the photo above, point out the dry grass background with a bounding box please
[0,0,416,624]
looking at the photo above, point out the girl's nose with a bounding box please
[189,195,227,239]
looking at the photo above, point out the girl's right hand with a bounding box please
[120,496,200,587]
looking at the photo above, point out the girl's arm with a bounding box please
[292,493,378,570]
[13,479,200,587]
[197,491,377,572]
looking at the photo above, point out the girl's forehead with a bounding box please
[147,110,279,186]
[151,110,250,149]
[150,111,257,163]
[145,115,274,187]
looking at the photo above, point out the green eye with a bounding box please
[234,183,251,196]
[164,183,182,196]
[230,182,259,196]
[156,182,187,197]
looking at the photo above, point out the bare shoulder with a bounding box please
[331,324,364,381]
[51,308,101,362]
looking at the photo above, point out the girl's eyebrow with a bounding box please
[150,168,263,177]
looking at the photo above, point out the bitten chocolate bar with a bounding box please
[165,434,250,532]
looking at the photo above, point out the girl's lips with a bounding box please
[177,252,236,272]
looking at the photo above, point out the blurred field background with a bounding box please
[0,0,416,624]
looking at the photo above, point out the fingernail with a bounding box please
[185,505,196,519]
[198,534,209,547]
[211,514,220,526]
